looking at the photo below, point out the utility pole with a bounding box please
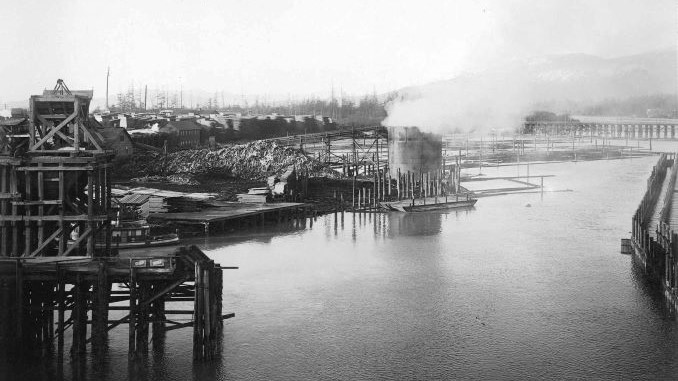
[144,85,148,111]
[105,66,110,109]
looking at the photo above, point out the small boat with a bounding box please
[106,194,179,249]
[107,221,180,249]
[67,221,180,250]
[381,195,477,212]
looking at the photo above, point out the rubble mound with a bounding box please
[131,174,200,185]
[141,140,338,181]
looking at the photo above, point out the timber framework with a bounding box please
[0,80,234,362]
[0,79,113,257]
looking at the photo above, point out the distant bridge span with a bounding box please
[524,116,678,139]
[261,125,387,147]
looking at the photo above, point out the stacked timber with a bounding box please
[236,187,271,203]
[166,197,209,212]
[148,196,169,213]
[114,187,217,213]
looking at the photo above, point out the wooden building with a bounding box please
[96,125,134,160]
[160,120,202,148]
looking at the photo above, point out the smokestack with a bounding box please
[388,126,442,177]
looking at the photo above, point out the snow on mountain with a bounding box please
[383,48,677,133]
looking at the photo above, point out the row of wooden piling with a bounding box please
[631,153,678,309]
[0,246,232,362]
[349,158,463,210]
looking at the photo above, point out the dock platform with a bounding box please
[630,153,678,309]
[148,202,311,234]
[0,245,234,361]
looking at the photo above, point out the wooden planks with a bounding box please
[149,202,307,223]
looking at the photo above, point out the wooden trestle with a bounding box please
[630,153,678,309]
[0,81,232,361]
[0,245,232,360]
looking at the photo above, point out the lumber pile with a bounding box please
[236,187,271,203]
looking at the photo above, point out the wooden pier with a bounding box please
[148,202,311,235]
[629,152,678,309]
[0,245,232,360]
[0,81,233,362]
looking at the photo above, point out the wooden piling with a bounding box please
[129,267,138,358]
[92,259,110,348]
[71,274,88,357]
[193,262,203,360]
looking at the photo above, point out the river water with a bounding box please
[3,155,678,380]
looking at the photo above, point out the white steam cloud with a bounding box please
[382,70,535,134]
[382,46,677,135]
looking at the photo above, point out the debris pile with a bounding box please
[130,174,199,185]
[135,140,338,183]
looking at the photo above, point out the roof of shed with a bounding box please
[119,193,151,205]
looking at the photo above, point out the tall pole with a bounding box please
[106,66,110,109]
[144,85,148,111]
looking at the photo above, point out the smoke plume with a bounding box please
[382,47,677,135]
[382,69,534,134]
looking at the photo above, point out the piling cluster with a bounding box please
[631,153,678,308]
[0,246,231,361]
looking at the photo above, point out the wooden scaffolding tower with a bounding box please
[0,81,233,363]
[0,79,114,257]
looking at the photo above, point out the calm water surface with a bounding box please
[3,156,678,380]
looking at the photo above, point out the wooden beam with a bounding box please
[16,166,94,171]
[61,228,92,256]
[87,170,94,255]
[58,170,65,255]
[163,313,234,332]
[23,214,109,222]
[0,158,22,164]
[80,124,103,152]
[138,276,188,308]
[39,114,70,119]
[27,156,99,163]
[11,200,62,206]
[28,228,62,257]
[24,149,108,155]
[30,111,76,151]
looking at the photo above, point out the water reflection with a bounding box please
[386,212,444,237]
[630,259,677,318]
[4,157,678,380]
[180,220,309,251]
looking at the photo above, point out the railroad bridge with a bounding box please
[525,116,678,139]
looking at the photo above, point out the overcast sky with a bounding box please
[0,0,675,104]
